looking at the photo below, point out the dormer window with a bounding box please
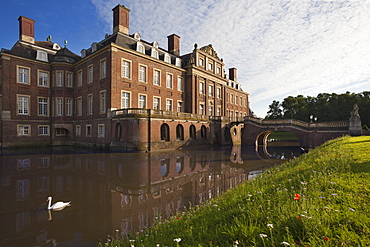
[53,43,61,50]
[164,54,171,64]
[134,32,141,40]
[91,43,98,52]
[81,49,87,58]
[36,50,48,62]
[151,49,159,59]
[175,58,181,67]
[137,42,145,54]
[153,41,159,49]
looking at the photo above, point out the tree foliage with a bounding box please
[265,91,370,127]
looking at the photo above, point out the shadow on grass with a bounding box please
[350,161,370,173]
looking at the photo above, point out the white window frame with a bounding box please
[17,125,30,136]
[177,101,183,112]
[166,99,173,111]
[121,91,131,109]
[209,85,214,96]
[164,54,171,63]
[38,70,49,87]
[66,98,73,116]
[77,97,82,116]
[200,82,205,94]
[56,71,63,87]
[177,77,183,91]
[217,87,221,99]
[88,65,93,83]
[122,59,131,79]
[87,94,93,115]
[66,72,73,87]
[76,125,81,137]
[166,73,173,89]
[38,97,48,116]
[100,59,106,79]
[100,90,106,113]
[98,124,105,137]
[153,97,161,110]
[18,66,30,84]
[199,103,205,115]
[17,95,30,115]
[38,125,49,136]
[154,69,161,86]
[77,70,83,87]
[138,94,147,109]
[56,98,63,116]
[139,64,147,82]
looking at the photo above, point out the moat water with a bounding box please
[0,144,300,247]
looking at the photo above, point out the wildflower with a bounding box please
[259,234,268,238]
[324,237,329,241]
[176,217,181,219]
[174,238,182,242]
[281,242,290,246]
[233,240,239,246]
[294,194,301,200]
[129,240,135,247]
[331,194,338,196]
[267,224,274,228]
[349,208,355,212]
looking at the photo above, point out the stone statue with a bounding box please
[350,104,360,118]
[349,104,361,136]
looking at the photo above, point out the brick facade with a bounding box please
[0,4,250,151]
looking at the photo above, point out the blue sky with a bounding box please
[2,0,370,118]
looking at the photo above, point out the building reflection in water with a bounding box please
[0,146,283,246]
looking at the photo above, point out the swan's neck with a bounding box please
[47,198,52,209]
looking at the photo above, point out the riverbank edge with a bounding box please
[102,135,370,246]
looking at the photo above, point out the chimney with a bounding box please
[229,68,237,81]
[18,16,35,44]
[112,5,130,35]
[167,34,180,56]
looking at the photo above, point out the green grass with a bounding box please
[101,136,370,247]
[267,131,298,141]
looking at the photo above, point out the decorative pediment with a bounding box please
[199,44,220,60]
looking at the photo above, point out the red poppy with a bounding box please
[176,217,181,219]
[294,194,301,200]
[324,237,329,241]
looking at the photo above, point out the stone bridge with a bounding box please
[229,116,361,148]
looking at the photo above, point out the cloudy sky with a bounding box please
[2,0,370,117]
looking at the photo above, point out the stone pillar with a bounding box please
[349,104,362,136]
[230,123,244,145]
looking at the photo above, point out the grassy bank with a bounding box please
[102,136,370,246]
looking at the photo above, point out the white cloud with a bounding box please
[92,0,370,117]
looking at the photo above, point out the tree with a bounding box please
[265,100,282,119]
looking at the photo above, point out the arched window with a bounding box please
[160,159,169,177]
[176,157,184,174]
[201,125,207,139]
[189,125,196,139]
[160,123,170,141]
[176,124,184,141]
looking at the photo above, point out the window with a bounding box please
[152,49,159,59]
[88,65,93,83]
[208,63,213,70]
[235,96,239,105]
[56,71,63,86]
[18,67,29,84]
[138,95,146,109]
[217,67,221,74]
[154,70,160,86]
[38,126,49,136]
[100,59,106,78]
[199,104,204,115]
[77,97,82,116]
[56,98,63,116]
[76,125,81,136]
[177,77,183,91]
[166,99,172,111]
[177,101,183,112]
[78,70,82,87]
[199,58,204,66]
[122,60,131,79]
[200,82,205,94]
[244,98,247,107]
[209,85,214,96]
[86,125,92,137]
[18,95,29,115]
[87,94,93,115]
[217,107,221,116]
[164,54,171,63]
[98,124,105,137]
[153,97,160,110]
[38,71,48,87]
[209,105,213,115]
[160,124,170,141]
[240,96,243,106]
[217,88,221,98]
[38,98,48,116]
[230,94,234,103]
[121,92,130,108]
[55,128,66,136]
[100,91,106,113]
[66,98,72,116]
[137,43,145,54]
[166,74,172,88]
[66,72,73,87]
[139,65,147,82]
[176,124,184,141]
[36,50,48,62]
[18,125,30,136]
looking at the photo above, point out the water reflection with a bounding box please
[0,146,290,247]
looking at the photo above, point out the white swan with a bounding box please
[47,196,71,211]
